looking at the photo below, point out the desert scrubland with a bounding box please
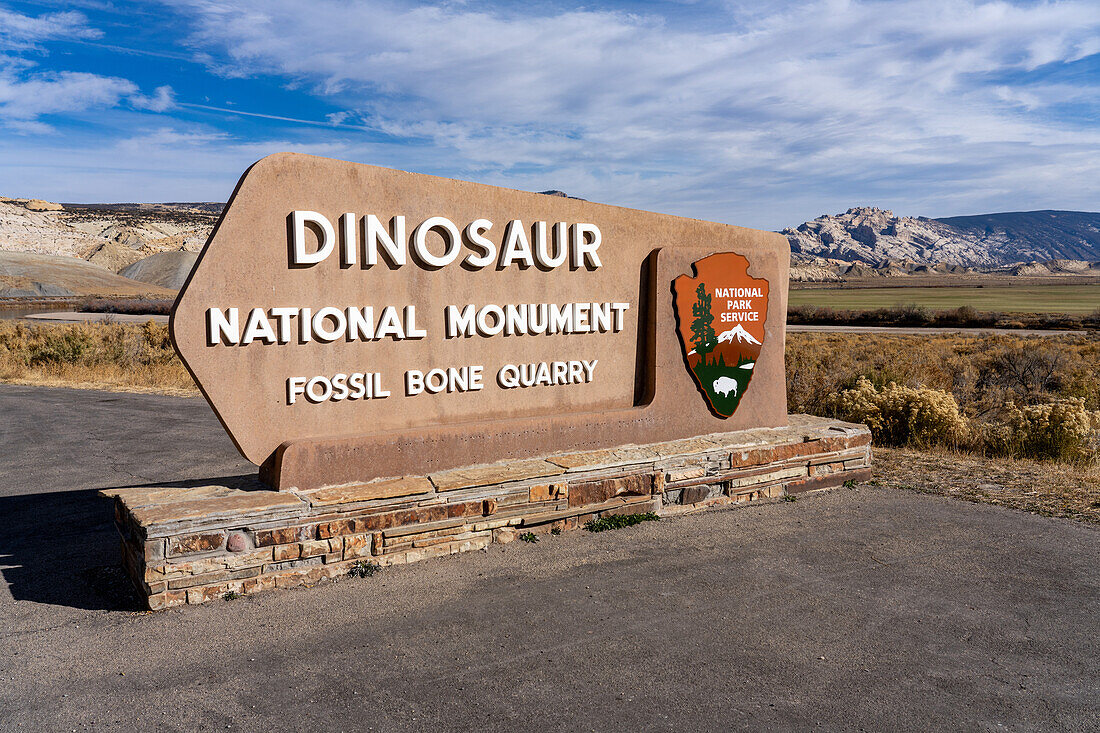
[0,321,191,395]
[2,322,1096,466]
[788,332,1099,462]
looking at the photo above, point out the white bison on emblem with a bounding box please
[712,376,738,398]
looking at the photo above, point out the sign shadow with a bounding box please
[0,474,257,612]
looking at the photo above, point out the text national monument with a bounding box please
[105,153,872,609]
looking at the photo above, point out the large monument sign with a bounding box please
[108,153,872,609]
[171,153,791,489]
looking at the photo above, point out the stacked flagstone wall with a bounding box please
[105,415,871,610]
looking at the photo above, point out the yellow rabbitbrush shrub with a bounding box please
[991,398,1100,462]
[787,332,1100,464]
[828,377,969,448]
[0,321,195,393]
[786,332,1100,417]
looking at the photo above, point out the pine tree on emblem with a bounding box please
[691,282,716,364]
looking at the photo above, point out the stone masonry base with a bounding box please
[104,415,871,610]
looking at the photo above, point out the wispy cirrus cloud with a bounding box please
[130,84,175,112]
[0,7,101,50]
[0,70,137,131]
[169,0,1100,225]
[0,6,175,132]
[0,124,380,201]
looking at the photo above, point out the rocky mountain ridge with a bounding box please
[784,206,1100,272]
[0,198,215,261]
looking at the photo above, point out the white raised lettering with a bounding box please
[446,304,477,338]
[241,308,276,345]
[462,219,496,268]
[365,215,406,267]
[291,211,335,266]
[339,213,356,267]
[500,220,534,268]
[412,216,461,267]
[312,306,347,343]
[570,223,602,269]
[206,307,239,346]
[269,307,297,344]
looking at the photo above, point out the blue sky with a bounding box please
[0,0,1098,229]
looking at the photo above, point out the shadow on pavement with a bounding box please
[0,489,143,612]
[0,474,258,611]
[98,473,268,492]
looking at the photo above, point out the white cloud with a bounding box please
[325,110,350,126]
[0,8,100,50]
[166,0,1100,225]
[0,8,176,132]
[0,70,137,131]
[131,85,176,112]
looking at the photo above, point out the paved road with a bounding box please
[22,310,170,324]
[787,324,1083,337]
[0,384,1097,731]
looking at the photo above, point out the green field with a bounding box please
[788,284,1100,314]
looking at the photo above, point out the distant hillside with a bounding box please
[0,197,216,297]
[0,251,176,298]
[784,207,1100,269]
[0,198,215,263]
[934,210,1100,263]
[62,202,225,216]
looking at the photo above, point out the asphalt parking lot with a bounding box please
[0,384,1097,731]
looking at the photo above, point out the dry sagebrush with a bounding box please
[828,377,969,449]
[0,321,194,393]
[788,332,1100,463]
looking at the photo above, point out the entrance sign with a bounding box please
[171,153,791,489]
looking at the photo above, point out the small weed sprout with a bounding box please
[783,494,798,502]
[843,479,857,488]
[550,527,562,536]
[519,532,539,543]
[348,560,381,578]
[223,590,241,601]
[584,512,660,533]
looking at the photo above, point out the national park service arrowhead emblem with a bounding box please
[672,252,769,418]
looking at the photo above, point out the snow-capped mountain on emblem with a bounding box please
[672,252,769,418]
[687,324,762,354]
[717,324,761,346]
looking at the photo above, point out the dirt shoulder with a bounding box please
[0,375,197,397]
[872,446,1100,525]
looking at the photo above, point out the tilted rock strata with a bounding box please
[784,206,1100,268]
[0,198,215,271]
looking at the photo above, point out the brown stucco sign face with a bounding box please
[172,153,791,489]
[672,253,769,418]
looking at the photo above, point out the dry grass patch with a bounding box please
[0,321,197,394]
[873,446,1100,525]
[787,283,1100,315]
